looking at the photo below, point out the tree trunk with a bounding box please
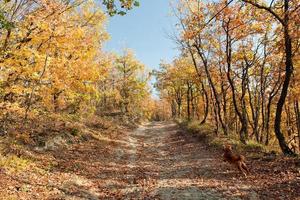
[224,20,247,144]
[274,1,295,155]
[242,0,295,155]
[200,82,209,124]
[294,101,300,153]
[265,95,273,145]
[194,45,227,135]
[186,82,191,121]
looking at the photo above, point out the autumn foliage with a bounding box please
[155,0,299,155]
[0,0,151,139]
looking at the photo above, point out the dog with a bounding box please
[223,144,249,177]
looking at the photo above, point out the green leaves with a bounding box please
[118,11,127,16]
[0,0,12,29]
[0,10,14,30]
[102,0,140,16]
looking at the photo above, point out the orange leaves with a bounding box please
[0,0,109,119]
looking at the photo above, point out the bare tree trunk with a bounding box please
[186,82,191,121]
[24,55,48,121]
[200,82,209,124]
[194,45,227,135]
[210,87,219,135]
[223,19,247,144]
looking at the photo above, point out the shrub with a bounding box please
[0,155,32,173]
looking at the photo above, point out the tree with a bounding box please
[241,0,298,155]
[97,49,151,120]
[0,0,109,128]
[161,0,300,154]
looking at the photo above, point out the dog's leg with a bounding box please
[242,162,249,174]
[237,162,247,177]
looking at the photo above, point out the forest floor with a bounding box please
[0,121,299,199]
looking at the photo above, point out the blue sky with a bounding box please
[104,0,179,97]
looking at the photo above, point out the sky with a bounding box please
[104,0,179,97]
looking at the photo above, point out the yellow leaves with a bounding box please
[0,102,26,126]
[39,0,65,12]
[0,0,110,116]
[290,54,300,101]
[98,49,151,115]
[0,154,33,173]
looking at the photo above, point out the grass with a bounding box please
[177,119,272,155]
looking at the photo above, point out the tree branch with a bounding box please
[241,0,284,25]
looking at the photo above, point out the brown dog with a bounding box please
[223,145,249,177]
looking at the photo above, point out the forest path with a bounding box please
[101,121,258,199]
[105,121,299,200]
[3,121,298,199]
[115,121,227,199]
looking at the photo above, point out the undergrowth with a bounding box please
[177,119,275,156]
[0,154,33,173]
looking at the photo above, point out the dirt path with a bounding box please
[117,121,226,199]
[100,121,299,200]
[1,121,299,199]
